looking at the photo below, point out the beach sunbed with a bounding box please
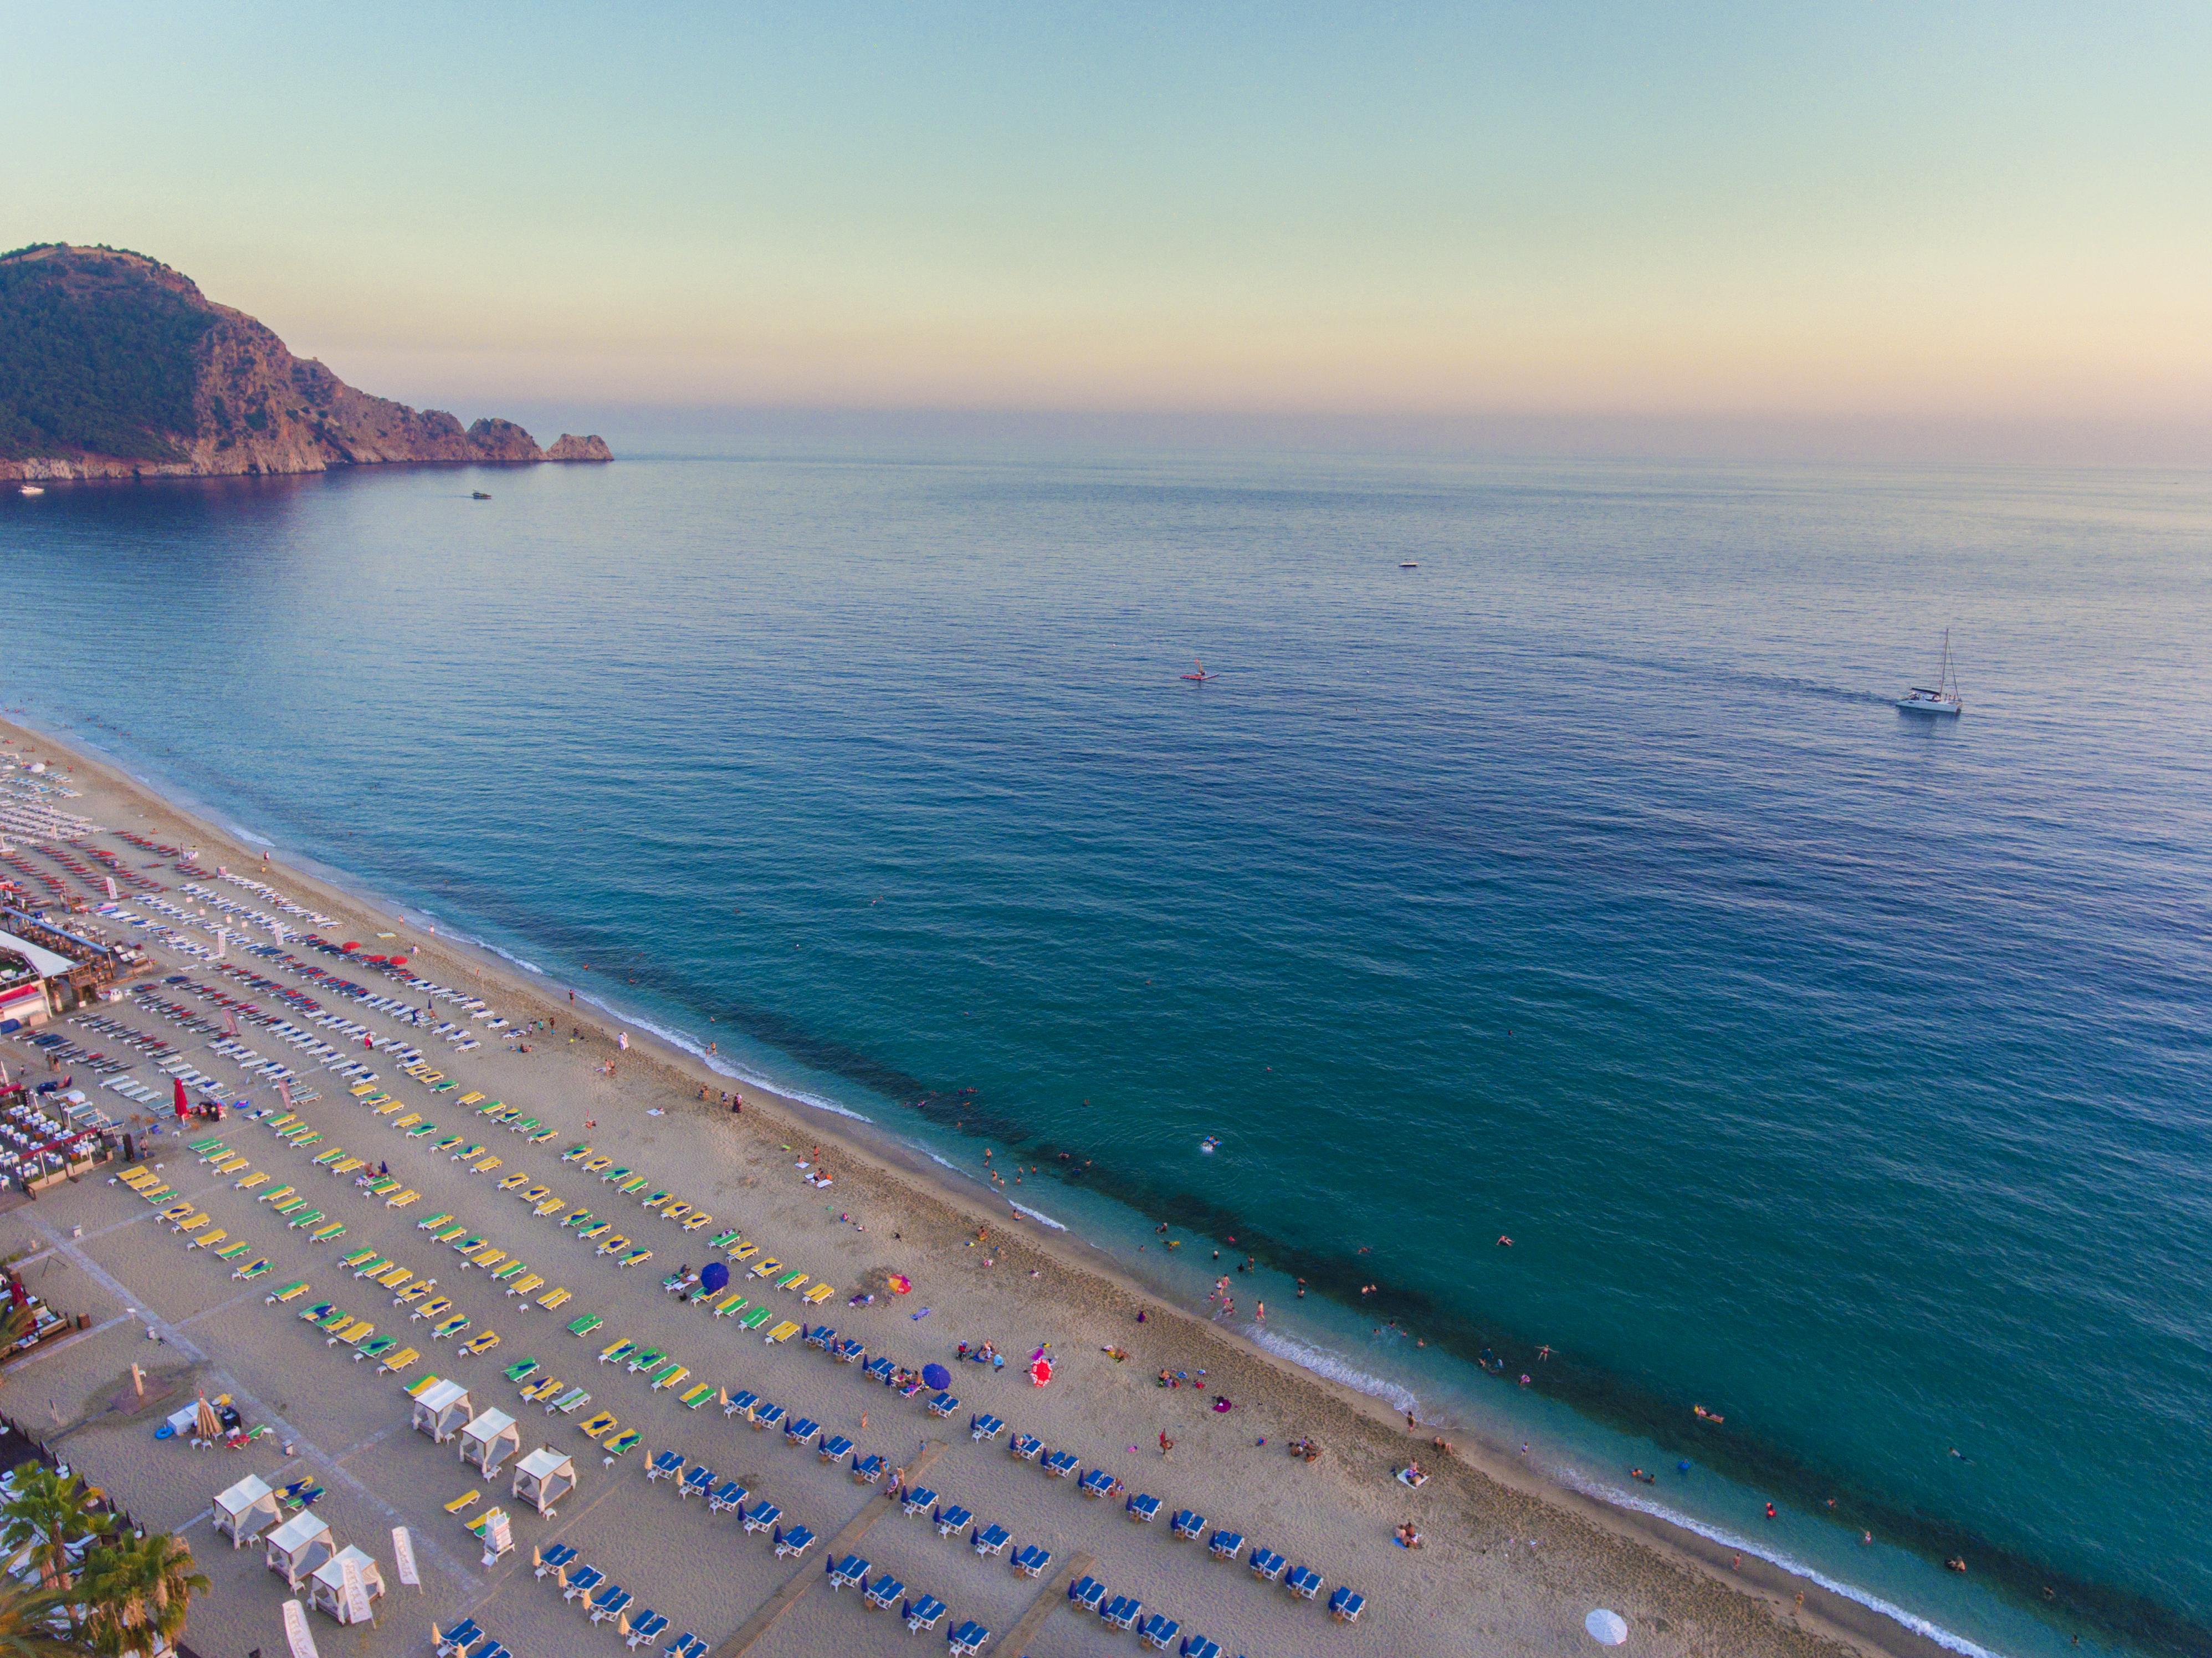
[738,1306,772,1332]
[1207,1528,1244,1562]
[679,1465,714,1502]
[1127,1492,1163,1524]
[751,1402,784,1432]
[1170,1508,1205,1540]
[933,1503,973,1538]
[1248,1547,1287,1583]
[566,1313,604,1338]
[1329,1586,1367,1623]
[1100,1596,1143,1633]
[625,1347,667,1374]
[232,1257,271,1279]
[356,1336,398,1363]
[1285,1564,1324,1600]
[678,1382,713,1409]
[535,1287,571,1311]
[505,1273,545,1298]
[548,1388,591,1415]
[619,1609,667,1649]
[771,1523,814,1559]
[1068,1575,1107,1615]
[708,1479,748,1514]
[603,1429,641,1457]
[578,1411,618,1440]
[802,1282,835,1304]
[765,1320,801,1344]
[723,1390,758,1421]
[1012,1543,1052,1579]
[971,1523,1010,1557]
[903,1595,948,1635]
[431,1314,470,1340]
[498,1172,530,1191]
[268,1278,313,1303]
[742,1500,782,1535]
[646,1449,684,1482]
[948,1620,990,1657]
[1139,1613,1181,1649]
[618,1248,653,1270]
[710,1292,748,1318]
[520,1374,563,1403]
[651,1364,689,1392]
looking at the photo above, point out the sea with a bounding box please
[4,447,2208,1658]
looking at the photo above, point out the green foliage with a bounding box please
[78,1531,206,1658]
[0,1579,79,1658]
[0,251,211,461]
[0,1466,114,1592]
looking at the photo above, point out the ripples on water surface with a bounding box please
[4,451,2208,1656]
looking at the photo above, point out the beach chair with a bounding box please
[679,1465,714,1502]
[327,1318,375,1347]
[309,1217,346,1240]
[784,1416,821,1446]
[863,1357,895,1385]
[1012,1543,1052,1579]
[449,1141,482,1160]
[498,1172,530,1191]
[236,1171,269,1190]
[471,1156,501,1174]
[395,1282,433,1305]
[616,1175,648,1195]
[619,1609,667,1650]
[413,1296,455,1322]
[464,1249,507,1273]
[1069,1575,1107,1615]
[617,1248,653,1270]
[681,1212,713,1232]
[406,1374,445,1400]
[818,1433,855,1464]
[723,1390,758,1421]
[549,1388,592,1415]
[903,1594,948,1635]
[947,1619,990,1657]
[432,1616,482,1657]
[314,1148,347,1168]
[1140,1613,1182,1650]
[536,1287,571,1311]
[1100,1596,1143,1633]
[825,1552,869,1593]
[926,1390,958,1418]
[356,1336,398,1363]
[458,1330,501,1355]
[1170,1507,1205,1540]
[660,1202,690,1224]
[561,1144,593,1163]
[589,1584,634,1626]
[710,1291,748,1318]
[576,1222,612,1241]
[1044,1450,1080,1479]
[506,1273,546,1298]
[765,1320,801,1344]
[678,1381,714,1410]
[386,1188,420,1209]
[157,1200,196,1224]
[1285,1564,1323,1600]
[578,1412,619,1440]
[933,1503,972,1538]
[1329,1586,1366,1623]
[751,1402,785,1432]
[772,1268,805,1292]
[1128,1492,1163,1524]
[452,1235,488,1255]
[664,1638,707,1658]
[509,1116,541,1136]
[741,1501,782,1535]
[214,1239,252,1261]
[532,1542,578,1579]
[602,1339,639,1366]
[706,1230,740,1250]
[708,1479,748,1514]
[520,1375,563,1404]
[971,1523,1010,1558]
[851,1454,886,1485]
[802,1282,835,1305]
[604,1429,641,1457]
[1248,1547,1287,1583]
[747,1256,780,1280]
[560,1564,605,1603]
[526,1127,557,1143]
[1077,1468,1114,1497]
[533,1195,566,1217]
[651,1364,689,1392]
[641,1190,672,1212]
[1206,1529,1243,1563]
[431,1223,467,1244]
[865,1571,908,1608]
[595,1235,631,1257]
[771,1523,814,1560]
[175,1214,212,1236]
[1181,1638,1223,1658]
[738,1306,772,1332]
[233,1257,272,1280]
[431,1314,470,1340]
[269,1279,313,1306]
[338,1246,377,1270]
[491,1259,527,1283]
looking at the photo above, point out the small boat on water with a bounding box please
[470,491,491,500]
[18,486,43,497]
[1181,661,1215,682]
[1399,561,1417,569]
[1199,1136,1220,1154]
[1898,628,1964,717]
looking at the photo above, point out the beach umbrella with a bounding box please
[1030,1356,1053,1388]
[1585,1609,1629,1646]
[341,940,359,953]
[194,1394,222,1441]
[172,1077,188,1120]
[921,1363,951,1390]
[700,1261,729,1295]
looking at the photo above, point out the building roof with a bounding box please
[0,930,73,980]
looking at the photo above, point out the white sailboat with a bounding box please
[1898,628,1963,716]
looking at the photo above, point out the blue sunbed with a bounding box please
[969,1413,1003,1441]
[1329,1585,1366,1624]
[1068,1574,1107,1614]
[971,1522,1010,1557]
[1207,1529,1245,1562]
[742,1501,782,1534]
[825,1553,868,1592]
[1127,1492,1163,1523]
[708,1480,749,1515]
[934,1503,973,1537]
[902,1594,948,1634]
[1170,1508,1205,1539]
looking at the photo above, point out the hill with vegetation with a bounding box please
[0,244,610,478]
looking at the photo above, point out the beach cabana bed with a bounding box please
[213,1473,280,1546]
[263,1508,335,1590]
[308,1543,386,1624]
[412,1378,473,1443]
[460,1407,520,1477]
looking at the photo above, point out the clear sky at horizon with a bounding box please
[7,3,2210,455]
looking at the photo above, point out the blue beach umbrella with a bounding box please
[921,1363,951,1390]
[700,1261,730,1294]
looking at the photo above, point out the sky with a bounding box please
[6,4,2210,457]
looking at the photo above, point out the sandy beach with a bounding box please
[0,715,1939,1658]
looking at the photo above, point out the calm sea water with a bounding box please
[4,451,2208,1656]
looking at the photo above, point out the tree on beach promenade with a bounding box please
[0,1581,80,1657]
[78,1530,206,1658]
[0,1466,113,1592]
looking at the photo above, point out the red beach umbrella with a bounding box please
[172,1077,188,1120]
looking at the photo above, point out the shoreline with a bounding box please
[2,712,1980,1658]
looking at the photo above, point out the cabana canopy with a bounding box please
[412,1378,472,1442]
[310,1544,386,1624]
[213,1473,279,1546]
[459,1408,520,1477]
[512,1445,577,1516]
[263,1509,334,1589]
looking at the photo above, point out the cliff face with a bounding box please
[0,244,611,479]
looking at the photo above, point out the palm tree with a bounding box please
[0,1299,39,1364]
[79,1531,204,1658]
[0,1580,79,1658]
[0,1465,112,1592]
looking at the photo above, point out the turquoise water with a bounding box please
[3,452,2208,1656]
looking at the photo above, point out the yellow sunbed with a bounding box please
[236,1171,269,1190]
[803,1283,836,1305]
[406,1372,444,1398]
[380,1347,420,1375]
[535,1287,571,1311]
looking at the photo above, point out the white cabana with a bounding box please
[212,1473,280,1546]
[309,1544,386,1624]
[459,1408,519,1477]
[511,1446,576,1516]
[411,1378,472,1444]
[263,1508,335,1590]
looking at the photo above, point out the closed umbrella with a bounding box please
[172,1077,189,1122]
[700,1261,729,1295]
[194,1395,222,1442]
[921,1363,951,1390]
[1585,1609,1629,1646]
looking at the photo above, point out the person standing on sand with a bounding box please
[1159,1430,1174,1457]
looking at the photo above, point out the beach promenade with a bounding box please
[0,721,1891,1658]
